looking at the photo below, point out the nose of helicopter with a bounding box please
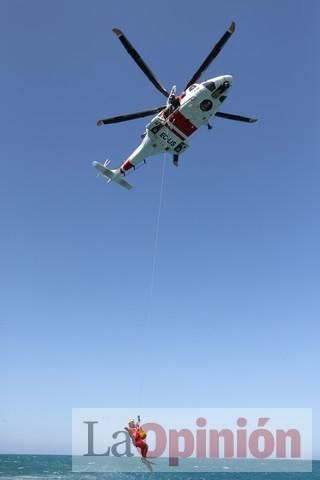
[223,75,233,86]
[213,75,233,86]
[205,75,233,91]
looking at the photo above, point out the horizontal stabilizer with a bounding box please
[92,161,133,190]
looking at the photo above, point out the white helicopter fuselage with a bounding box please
[119,75,233,174]
[93,23,256,189]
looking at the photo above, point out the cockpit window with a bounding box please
[203,81,216,92]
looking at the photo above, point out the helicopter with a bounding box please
[93,22,257,190]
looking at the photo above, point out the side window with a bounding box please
[188,84,197,92]
[162,106,171,119]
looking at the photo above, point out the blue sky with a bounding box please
[0,0,319,457]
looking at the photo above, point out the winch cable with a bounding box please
[137,152,167,414]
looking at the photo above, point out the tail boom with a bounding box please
[92,161,133,190]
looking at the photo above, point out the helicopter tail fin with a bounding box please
[92,161,133,190]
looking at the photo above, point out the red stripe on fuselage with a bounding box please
[121,159,134,171]
[168,111,197,137]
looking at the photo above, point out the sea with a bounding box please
[0,456,319,480]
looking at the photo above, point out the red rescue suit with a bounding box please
[128,426,148,458]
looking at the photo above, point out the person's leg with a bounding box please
[141,442,148,458]
[135,440,148,458]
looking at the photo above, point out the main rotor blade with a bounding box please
[185,21,236,90]
[215,111,258,123]
[112,28,170,98]
[97,106,166,126]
